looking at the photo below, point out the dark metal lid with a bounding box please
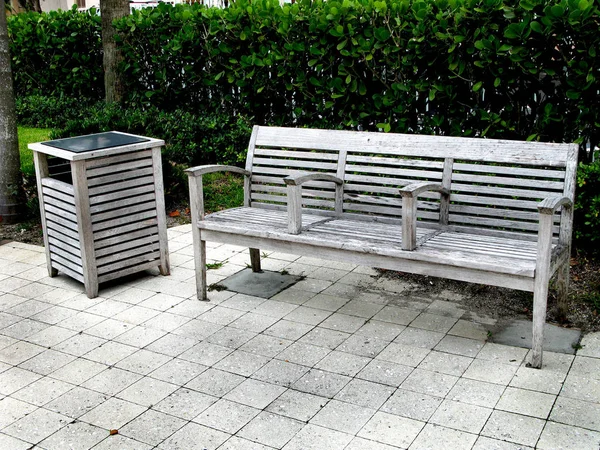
[43,132,150,153]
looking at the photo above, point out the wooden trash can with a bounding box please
[29,131,170,298]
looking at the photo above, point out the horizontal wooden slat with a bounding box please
[254,148,338,160]
[346,154,444,169]
[44,203,77,223]
[94,226,158,250]
[93,217,158,241]
[344,183,441,199]
[97,242,160,268]
[41,178,74,196]
[90,193,156,214]
[42,195,76,215]
[343,193,440,211]
[448,213,559,233]
[344,202,439,220]
[449,193,540,210]
[95,234,159,258]
[88,175,154,197]
[42,186,76,205]
[97,260,161,284]
[252,176,335,190]
[255,127,573,166]
[449,204,560,223]
[252,157,338,171]
[47,229,80,250]
[46,220,80,241]
[91,201,156,224]
[251,193,335,209]
[52,260,84,283]
[450,183,560,200]
[87,157,153,178]
[92,210,157,232]
[49,244,82,267]
[345,173,437,187]
[252,184,336,199]
[97,250,161,275]
[453,162,566,179]
[48,236,81,258]
[87,166,154,188]
[451,173,564,190]
[85,149,153,169]
[45,211,78,233]
[345,164,443,180]
[89,184,155,206]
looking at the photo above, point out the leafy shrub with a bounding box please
[8,6,103,100]
[575,158,600,252]
[113,0,599,162]
[16,95,95,129]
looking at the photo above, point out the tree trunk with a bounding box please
[0,0,22,225]
[100,0,129,103]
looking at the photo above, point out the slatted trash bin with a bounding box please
[29,131,170,298]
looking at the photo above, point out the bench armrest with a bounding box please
[400,182,449,251]
[186,165,251,221]
[399,182,449,198]
[186,164,251,178]
[538,196,572,215]
[284,172,343,186]
[284,171,344,235]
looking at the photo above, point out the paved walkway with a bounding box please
[1,224,600,450]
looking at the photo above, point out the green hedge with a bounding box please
[8,7,103,100]
[112,0,599,161]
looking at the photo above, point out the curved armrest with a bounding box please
[401,182,449,251]
[399,182,449,197]
[285,172,344,235]
[284,172,343,186]
[186,164,251,177]
[538,197,572,215]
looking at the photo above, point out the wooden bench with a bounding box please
[186,126,578,368]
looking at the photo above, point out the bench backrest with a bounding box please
[245,126,578,240]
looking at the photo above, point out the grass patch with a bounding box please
[18,127,51,176]
[203,171,245,214]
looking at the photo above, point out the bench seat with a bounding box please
[201,206,547,285]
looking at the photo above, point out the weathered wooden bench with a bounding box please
[186,126,577,368]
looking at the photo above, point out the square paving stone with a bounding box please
[334,378,394,409]
[481,410,545,447]
[238,411,304,448]
[120,409,187,446]
[159,422,230,450]
[430,399,492,434]
[310,399,375,434]
[537,421,600,450]
[282,424,353,450]
[224,379,286,409]
[153,388,217,420]
[496,386,556,419]
[38,421,106,450]
[381,388,443,422]
[194,399,260,433]
[357,411,424,448]
[410,423,477,450]
[220,269,303,298]
[266,389,327,422]
[550,396,600,431]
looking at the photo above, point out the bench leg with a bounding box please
[249,248,262,272]
[530,273,550,369]
[556,259,570,322]
[192,226,208,301]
